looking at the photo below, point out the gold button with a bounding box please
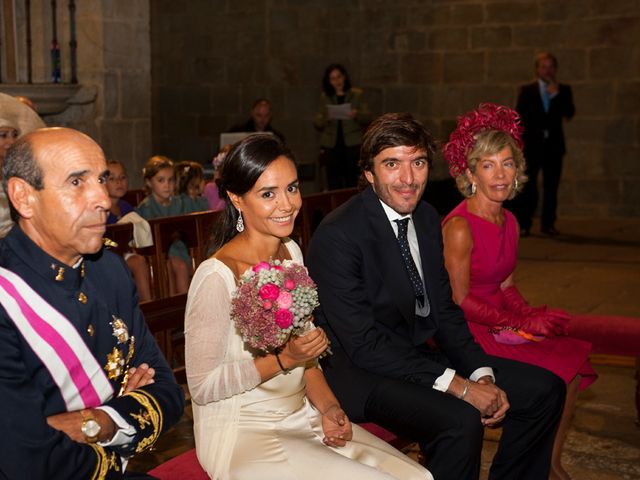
[78,292,88,304]
[55,267,65,281]
[87,324,94,336]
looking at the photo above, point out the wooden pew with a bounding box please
[104,223,134,256]
[297,187,359,254]
[122,188,146,208]
[141,293,188,385]
[146,210,222,299]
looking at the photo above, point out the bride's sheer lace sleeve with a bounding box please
[185,262,261,405]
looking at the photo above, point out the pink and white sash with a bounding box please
[0,266,113,411]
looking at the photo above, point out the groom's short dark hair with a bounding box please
[359,112,435,173]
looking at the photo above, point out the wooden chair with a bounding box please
[122,188,146,208]
[298,191,334,255]
[147,211,221,299]
[104,223,134,256]
[297,188,359,255]
[141,294,188,384]
[329,187,359,210]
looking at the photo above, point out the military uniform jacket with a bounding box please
[0,225,184,479]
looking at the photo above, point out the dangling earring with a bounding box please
[471,183,477,195]
[236,210,245,232]
[513,178,519,191]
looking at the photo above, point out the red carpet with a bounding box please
[148,449,208,479]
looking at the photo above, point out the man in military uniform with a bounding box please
[0,127,185,478]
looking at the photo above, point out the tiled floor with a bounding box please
[129,216,640,478]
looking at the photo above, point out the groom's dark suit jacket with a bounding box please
[307,186,492,420]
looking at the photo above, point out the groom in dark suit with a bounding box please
[306,113,566,480]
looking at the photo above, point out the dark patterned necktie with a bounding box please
[394,218,426,308]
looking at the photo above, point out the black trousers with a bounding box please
[510,150,564,232]
[355,356,565,480]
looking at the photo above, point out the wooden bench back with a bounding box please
[104,223,134,257]
[141,294,188,385]
[146,211,221,298]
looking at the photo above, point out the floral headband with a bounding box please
[443,103,524,178]
[211,151,227,171]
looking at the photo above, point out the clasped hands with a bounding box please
[46,363,156,443]
[321,404,353,448]
[451,375,510,428]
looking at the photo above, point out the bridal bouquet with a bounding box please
[231,260,320,352]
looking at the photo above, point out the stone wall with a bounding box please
[147,0,639,216]
[2,0,152,188]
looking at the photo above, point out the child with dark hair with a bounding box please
[175,161,209,213]
[106,159,152,302]
[137,155,191,295]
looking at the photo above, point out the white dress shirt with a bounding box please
[379,200,494,391]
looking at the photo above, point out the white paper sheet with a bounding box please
[327,103,352,120]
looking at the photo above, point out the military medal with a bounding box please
[118,336,136,396]
[105,347,125,380]
[110,316,130,344]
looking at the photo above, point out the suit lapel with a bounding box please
[362,188,417,325]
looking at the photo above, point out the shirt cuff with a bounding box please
[469,367,494,383]
[433,368,456,392]
[96,405,136,447]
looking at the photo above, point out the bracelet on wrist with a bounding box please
[459,379,471,400]
[274,348,291,374]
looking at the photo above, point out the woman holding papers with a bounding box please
[314,64,370,190]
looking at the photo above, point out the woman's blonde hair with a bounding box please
[455,130,527,200]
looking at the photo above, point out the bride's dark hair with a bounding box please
[208,134,296,253]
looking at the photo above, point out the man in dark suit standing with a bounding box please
[513,52,575,236]
[306,113,565,480]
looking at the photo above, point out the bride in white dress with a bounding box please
[185,134,432,480]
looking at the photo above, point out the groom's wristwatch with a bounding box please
[80,409,101,443]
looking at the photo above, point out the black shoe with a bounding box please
[541,226,559,236]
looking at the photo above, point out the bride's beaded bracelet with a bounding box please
[274,348,291,374]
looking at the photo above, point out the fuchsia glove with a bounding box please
[461,293,566,338]
[501,286,571,334]
[501,286,546,315]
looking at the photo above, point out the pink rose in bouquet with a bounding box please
[259,283,280,301]
[231,259,321,352]
[276,291,293,309]
[253,261,271,273]
[275,309,293,328]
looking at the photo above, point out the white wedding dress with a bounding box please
[185,238,432,480]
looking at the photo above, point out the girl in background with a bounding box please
[175,161,209,213]
[204,145,231,211]
[106,160,135,223]
[106,160,152,302]
[137,155,190,295]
